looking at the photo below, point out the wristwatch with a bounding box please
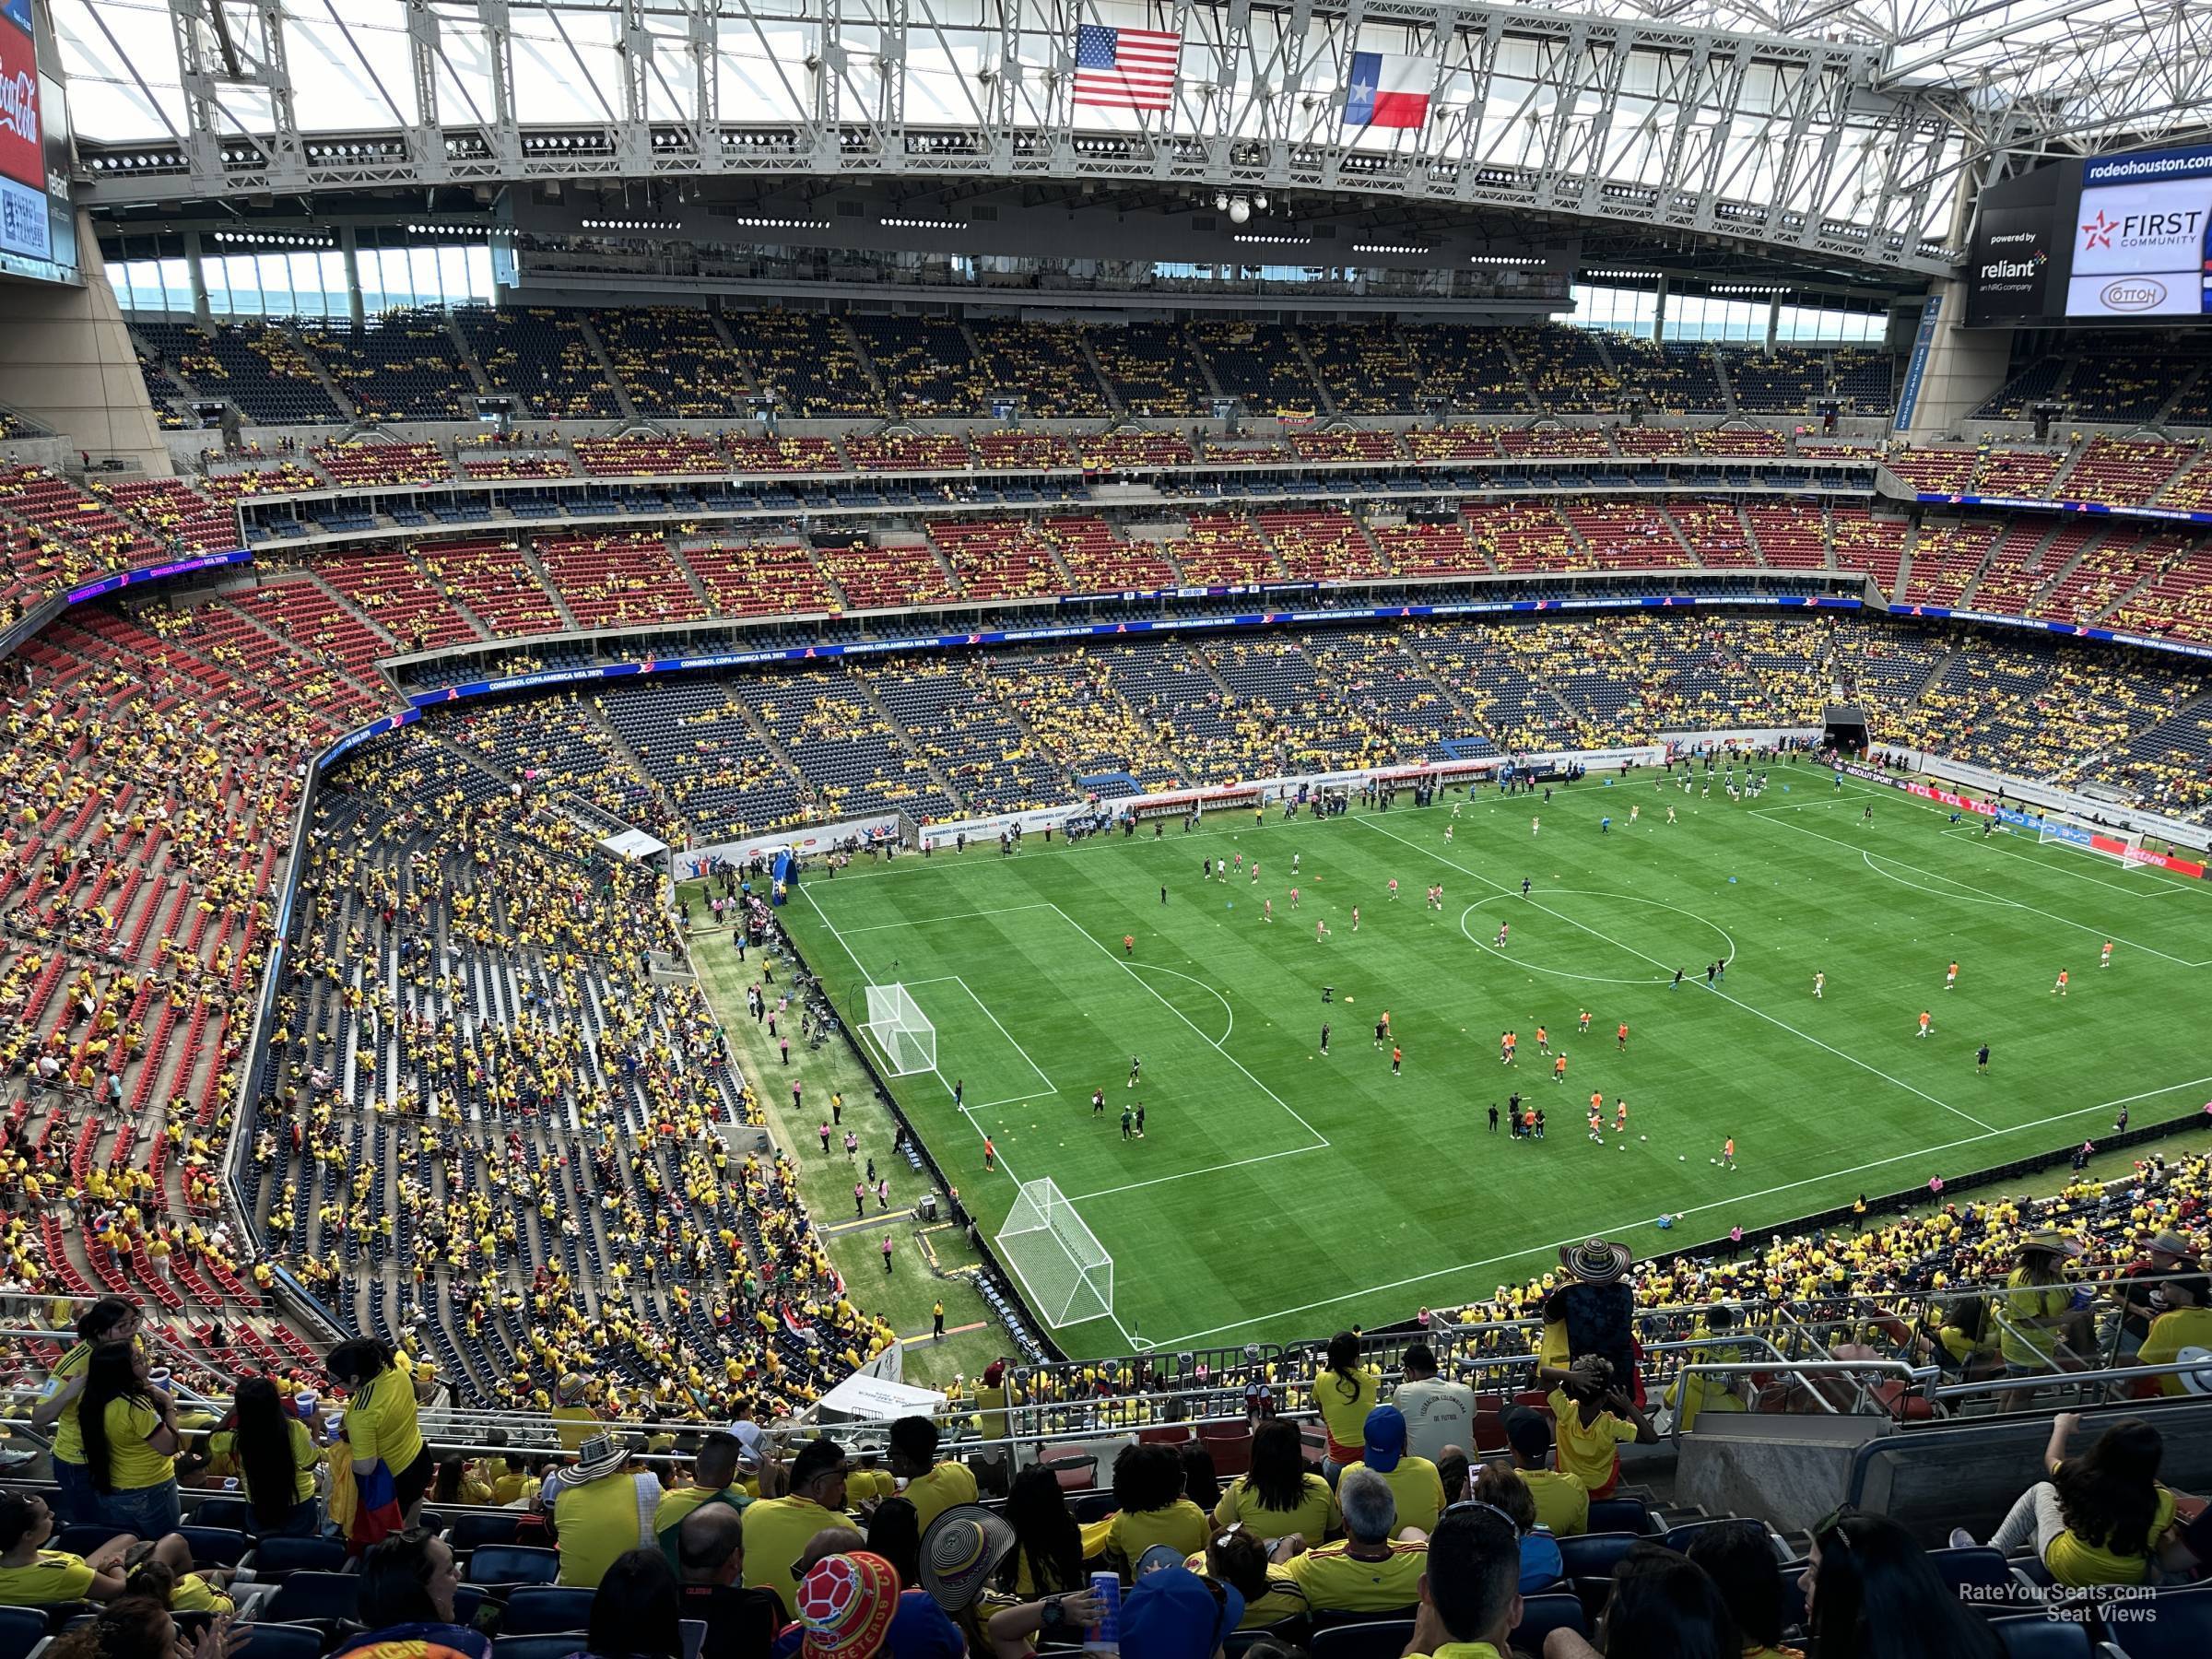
[1040,1598,1067,1631]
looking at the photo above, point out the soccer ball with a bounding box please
[796,1556,860,1630]
[1678,1155,1685,1160]
[1640,1135,1647,1142]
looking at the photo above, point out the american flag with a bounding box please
[1072,23,1182,112]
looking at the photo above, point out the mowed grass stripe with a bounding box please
[770,773,2210,1352]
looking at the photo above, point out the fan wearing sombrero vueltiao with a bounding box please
[552,1433,667,1590]
[2136,1266,2212,1396]
[1537,1238,1643,1404]
[916,1501,1104,1654]
[552,1372,603,1453]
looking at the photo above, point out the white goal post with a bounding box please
[995,1178,1115,1328]
[2037,817,2148,871]
[864,982,937,1076]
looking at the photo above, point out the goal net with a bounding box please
[2037,818,2147,871]
[864,982,936,1076]
[995,1178,1115,1328]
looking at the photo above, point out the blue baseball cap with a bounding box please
[1362,1403,1408,1473]
[1123,1564,1243,1659]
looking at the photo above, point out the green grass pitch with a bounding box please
[770,771,2212,1356]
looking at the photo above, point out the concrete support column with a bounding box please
[339,227,366,326]
[182,232,212,325]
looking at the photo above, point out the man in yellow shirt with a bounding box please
[1359,1406,1446,1538]
[2136,1275,2212,1396]
[740,1438,853,1612]
[887,1416,977,1534]
[1278,1466,1426,1616]
[655,1432,751,1562]
[551,1373,601,1453]
[1501,1407,1588,1536]
[1403,1506,1524,1659]
[550,1435,664,1588]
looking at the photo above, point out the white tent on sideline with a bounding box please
[816,1371,948,1423]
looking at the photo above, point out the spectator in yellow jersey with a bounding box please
[0,1491,194,1606]
[1277,1465,1427,1616]
[329,1337,432,1525]
[550,1434,665,1588]
[886,1417,976,1534]
[740,1437,853,1612]
[1544,1357,1656,1501]
[1102,1442,1211,1577]
[2134,1273,2212,1396]
[1359,1406,1445,1538]
[1186,1527,1307,1631]
[552,1374,603,1452]
[1500,1406,1587,1537]
[1211,1418,1338,1544]
[27,1295,140,1525]
[1403,1504,1523,1659]
[1312,1331,1380,1483]
[655,1432,751,1563]
[77,1343,181,1537]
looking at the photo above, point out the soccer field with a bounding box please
[771,771,2212,1356]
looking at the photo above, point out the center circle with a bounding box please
[1457,890,1737,986]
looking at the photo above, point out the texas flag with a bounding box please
[1344,51,1430,128]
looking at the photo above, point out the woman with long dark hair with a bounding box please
[230,1375,324,1536]
[1102,1441,1209,1575]
[575,1550,685,1659]
[77,1342,181,1537]
[1001,1465,1083,1596]
[865,1497,923,1591]
[1959,1413,2182,1587]
[327,1338,433,1525]
[1178,1442,1222,1517]
[1545,1543,1739,1659]
[29,1297,141,1524]
[328,1532,488,1659]
[1807,1510,2002,1659]
[1312,1331,1379,1484]
[1212,1418,1338,1544]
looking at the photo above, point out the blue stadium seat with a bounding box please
[248,1536,348,1577]
[1510,1594,1586,1651]
[264,1572,360,1627]
[496,1637,595,1659]
[231,1624,327,1659]
[2115,1584,2212,1659]
[179,1526,253,1568]
[1584,1498,1654,1535]
[501,1586,600,1635]
[466,1545,563,1587]
[1559,1532,1640,1582]
[1929,1547,2019,1606]
[448,1512,527,1553]
[0,1607,48,1659]
[1993,1616,2092,1659]
[189,1498,258,1534]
